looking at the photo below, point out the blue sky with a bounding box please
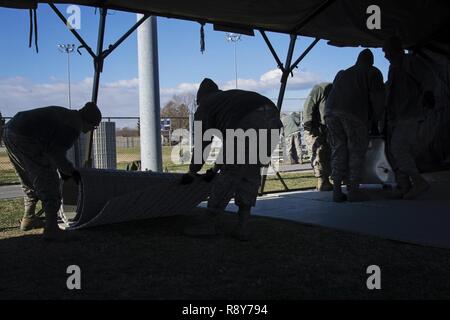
[0,4,390,118]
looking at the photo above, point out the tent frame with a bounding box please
[47,2,330,193]
[49,3,150,165]
[258,32,321,194]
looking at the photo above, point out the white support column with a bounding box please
[137,15,163,172]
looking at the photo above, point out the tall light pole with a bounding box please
[58,44,75,109]
[226,33,241,89]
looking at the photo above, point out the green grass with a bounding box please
[116,146,191,172]
[1,206,450,299]
[0,169,20,185]
[264,171,316,192]
[0,149,20,185]
[0,198,43,231]
[0,198,23,231]
[117,145,216,173]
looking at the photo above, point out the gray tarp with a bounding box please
[61,169,211,229]
[1,0,449,47]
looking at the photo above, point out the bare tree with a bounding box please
[172,92,196,113]
[161,92,196,130]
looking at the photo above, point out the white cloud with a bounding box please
[222,68,322,92]
[160,82,200,97]
[0,68,321,117]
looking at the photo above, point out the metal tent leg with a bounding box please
[259,163,289,195]
[257,0,331,194]
[276,34,297,110]
[259,35,296,194]
[85,8,108,168]
[258,34,319,194]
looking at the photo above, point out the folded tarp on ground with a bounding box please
[61,169,211,230]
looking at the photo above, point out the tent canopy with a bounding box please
[1,0,449,47]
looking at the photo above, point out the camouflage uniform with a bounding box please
[3,128,61,218]
[324,51,385,185]
[325,114,369,182]
[303,83,332,178]
[386,54,435,178]
[281,113,303,164]
[207,164,261,210]
[304,129,331,178]
[205,106,281,210]
[191,81,282,210]
[285,131,303,164]
[388,120,421,177]
[4,107,82,221]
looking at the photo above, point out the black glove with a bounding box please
[202,168,216,182]
[59,171,72,181]
[423,91,435,109]
[72,170,81,185]
[180,172,196,185]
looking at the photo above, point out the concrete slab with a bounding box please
[222,172,450,249]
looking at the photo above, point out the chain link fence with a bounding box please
[0,116,195,185]
[0,114,311,187]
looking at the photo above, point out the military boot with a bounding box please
[20,216,44,231]
[332,180,347,203]
[183,210,219,237]
[403,174,430,200]
[347,183,370,202]
[20,199,44,231]
[388,171,412,199]
[388,180,411,199]
[317,177,333,191]
[43,212,76,242]
[232,207,251,241]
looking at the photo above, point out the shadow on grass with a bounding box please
[1,209,450,300]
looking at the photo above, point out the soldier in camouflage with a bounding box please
[325,49,385,202]
[302,83,333,191]
[281,112,303,165]
[181,78,282,240]
[383,36,436,200]
[3,103,102,241]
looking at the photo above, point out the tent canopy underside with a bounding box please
[1,0,449,47]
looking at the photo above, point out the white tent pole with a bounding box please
[137,15,163,172]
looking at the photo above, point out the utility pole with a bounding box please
[58,44,75,109]
[226,33,241,89]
